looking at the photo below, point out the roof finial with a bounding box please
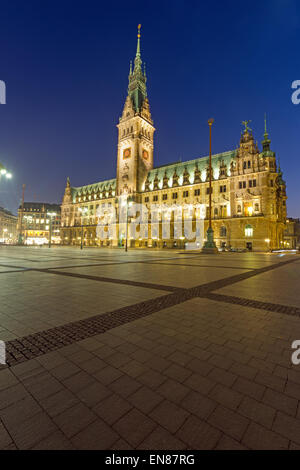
[242,120,252,133]
[264,112,268,138]
[129,60,132,75]
[136,24,141,57]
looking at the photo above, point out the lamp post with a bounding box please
[18,183,25,245]
[202,118,218,253]
[23,215,32,245]
[79,207,88,249]
[47,212,57,248]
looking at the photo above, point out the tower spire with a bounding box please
[262,113,271,152]
[127,24,147,113]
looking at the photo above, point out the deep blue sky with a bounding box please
[0,0,299,217]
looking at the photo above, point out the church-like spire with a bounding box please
[262,113,271,152]
[127,24,147,113]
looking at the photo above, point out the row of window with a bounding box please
[144,186,227,202]
[122,127,151,138]
[76,192,114,202]
[239,179,257,189]
[243,160,252,169]
[217,225,254,238]
[237,203,260,213]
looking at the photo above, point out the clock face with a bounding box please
[142,149,149,160]
[123,148,131,159]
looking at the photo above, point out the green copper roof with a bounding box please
[71,178,116,202]
[144,150,237,187]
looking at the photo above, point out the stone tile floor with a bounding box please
[0,246,300,449]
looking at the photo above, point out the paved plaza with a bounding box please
[0,246,300,449]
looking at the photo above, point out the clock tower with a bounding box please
[116,25,155,197]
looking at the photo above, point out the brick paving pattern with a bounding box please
[0,246,299,449]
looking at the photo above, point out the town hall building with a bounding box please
[61,26,287,251]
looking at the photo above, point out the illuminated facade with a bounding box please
[284,218,300,250]
[0,207,17,244]
[18,202,61,245]
[61,27,287,252]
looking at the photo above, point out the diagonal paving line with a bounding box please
[204,293,300,317]
[0,253,202,272]
[0,263,33,270]
[40,259,189,270]
[3,256,299,367]
[0,269,31,274]
[143,261,256,270]
[32,268,178,292]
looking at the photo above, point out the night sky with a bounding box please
[0,0,299,217]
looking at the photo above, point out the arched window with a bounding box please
[220,226,227,237]
[255,203,259,212]
[237,204,242,213]
[245,224,253,237]
[214,208,218,217]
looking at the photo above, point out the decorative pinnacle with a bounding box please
[278,155,281,171]
[136,24,141,57]
[264,113,267,134]
[242,120,252,133]
[263,113,270,141]
[262,113,271,151]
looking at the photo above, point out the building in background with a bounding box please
[17,202,61,245]
[0,207,17,244]
[61,27,287,252]
[284,218,300,250]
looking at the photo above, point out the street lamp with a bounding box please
[202,118,218,253]
[0,167,12,179]
[47,212,57,248]
[79,207,88,249]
